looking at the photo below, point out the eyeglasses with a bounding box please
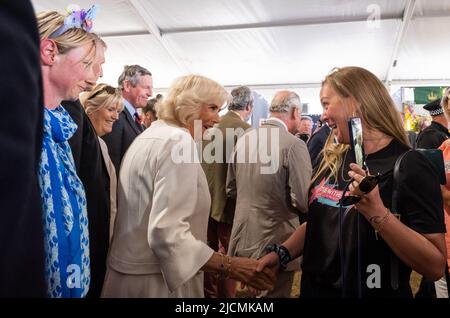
[88,85,117,100]
[338,169,393,206]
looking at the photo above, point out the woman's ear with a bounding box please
[40,39,58,66]
[348,97,360,117]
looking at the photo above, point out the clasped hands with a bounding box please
[230,256,277,293]
[236,252,281,296]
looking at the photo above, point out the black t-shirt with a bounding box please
[415,121,450,149]
[301,139,445,298]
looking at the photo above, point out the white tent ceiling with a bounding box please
[31,0,450,112]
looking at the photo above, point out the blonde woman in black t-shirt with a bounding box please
[257,66,446,298]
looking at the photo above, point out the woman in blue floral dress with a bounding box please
[36,6,101,298]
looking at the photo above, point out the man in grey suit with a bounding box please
[102,65,153,173]
[202,86,253,298]
[227,91,312,297]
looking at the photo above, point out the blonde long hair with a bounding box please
[156,75,229,127]
[312,67,410,184]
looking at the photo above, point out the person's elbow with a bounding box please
[417,232,447,281]
[430,257,446,281]
[422,254,446,281]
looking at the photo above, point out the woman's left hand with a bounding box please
[348,163,386,220]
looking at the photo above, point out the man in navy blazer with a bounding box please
[102,65,153,173]
[0,0,46,297]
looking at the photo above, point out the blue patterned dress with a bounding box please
[38,106,90,298]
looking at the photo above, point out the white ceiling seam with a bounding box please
[160,15,401,35]
[127,0,191,74]
[385,0,416,84]
[30,0,450,95]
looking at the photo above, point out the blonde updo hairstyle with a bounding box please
[156,75,229,127]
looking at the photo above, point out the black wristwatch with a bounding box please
[265,244,292,270]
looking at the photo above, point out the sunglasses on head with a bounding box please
[88,85,117,100]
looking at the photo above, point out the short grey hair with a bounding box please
[228,86,253,111]
[269,91,301,113]
[117,64,152,90]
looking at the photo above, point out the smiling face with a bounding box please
[320,83,356,144]
[88,101,121,137]
[185,103,221,140]
[198,103,221,133]
[53,42,97,101]
[123,75,153,109]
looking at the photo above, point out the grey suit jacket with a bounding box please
[227,118,312,271]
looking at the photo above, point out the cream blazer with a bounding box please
[98,137,117,242]
[106,120,213,293]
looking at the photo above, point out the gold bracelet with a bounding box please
[223,255,232,280]
[216,253,231,280]
[372,208,391,240]
[218,252,225,277]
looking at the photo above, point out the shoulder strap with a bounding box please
[392,150,412,215]
[390,149,413,291]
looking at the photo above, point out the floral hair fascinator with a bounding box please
[49,4,99,38]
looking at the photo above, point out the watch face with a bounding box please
[278,246,291,269]
[265,244,291,269]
